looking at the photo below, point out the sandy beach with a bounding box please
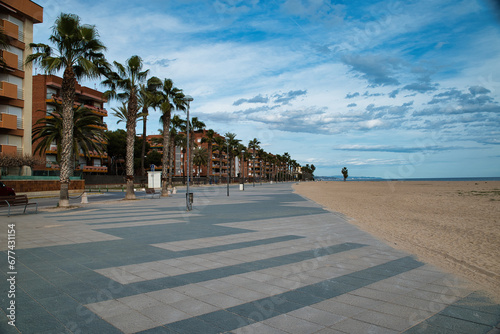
[293,180,500,300]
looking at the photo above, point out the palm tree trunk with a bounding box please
[140,113,147,177]
[161,114,171,197]
[169,134,175,189]
[208,143,212,183]
[59,67,76,207]
[125,96,137,200]
[189,136,194,186]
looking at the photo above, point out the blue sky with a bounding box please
[32,0,500,178]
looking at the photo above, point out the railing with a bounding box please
[0,113,17,130]
[0,144,17,155]
[81,166,108,173]
[0,81,17,99]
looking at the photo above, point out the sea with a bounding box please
[316,176,500,182]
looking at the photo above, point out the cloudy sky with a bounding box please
[32,0,500,178]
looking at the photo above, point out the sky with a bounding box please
[31,0,500,178]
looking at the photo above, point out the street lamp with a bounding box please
[252,154,255,187]
[240,148,245,191]
[260,159,263,185]
[226,138,230,196]
[183,95,193,211]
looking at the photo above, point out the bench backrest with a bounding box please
[0,195,28,206]
[145,188,155,194]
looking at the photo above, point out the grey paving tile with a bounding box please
[311,299,367,318]
[263,314,325,333]
[169,298,221,316]
[332,318,399,334]
[140,304,191,324]
[165,316,224,334]
[105,309,159,334]
[353,309,413,332]
[287,306,346,326]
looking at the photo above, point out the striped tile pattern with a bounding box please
[1,184,498,334]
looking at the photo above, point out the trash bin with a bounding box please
[187,192,193,204]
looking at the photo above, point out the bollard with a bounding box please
[81,192,88,204]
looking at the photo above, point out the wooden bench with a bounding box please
[0,195,38,217]
[145,188,161,199]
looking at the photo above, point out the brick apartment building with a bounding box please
[146,130,276,181]
[147,130,230,179]
[0,0,42,174]
[32,74,109,174]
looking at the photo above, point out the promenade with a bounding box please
[1,183,499,333]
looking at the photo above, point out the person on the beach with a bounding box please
[342,167,348,181]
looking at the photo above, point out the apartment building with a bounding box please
[0,0,42,174]
[146,130,230,179]
[32,74,109,174]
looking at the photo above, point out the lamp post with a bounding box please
[183,95,193,211]
[226,138,230,196]
[260,159,263,185]
[252,154,255,187]
[240,148,245,191]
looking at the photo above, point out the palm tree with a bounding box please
[111,102,129,125]
[138,77,162,177]
[189,118,206,183]
[169,115,184,188]
[291,159,299,180]
[159,79,186,196]
[180,116,206,186]
[26,13,108,207]
[258,149,268,182]
[192,147,208,177]
[225,133,240,183]
[201,129,216,183]
[213,136,226,183]
[283,152,291,181]
[268,154,276,182]
[237,143,250,183]
[32,104,106,170]
[248,138,260,186]
[275,154,282,182]
[102,55,148,200]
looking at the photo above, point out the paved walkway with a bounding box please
[1,183,499,333]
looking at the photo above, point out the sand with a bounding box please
[293,180,500,299]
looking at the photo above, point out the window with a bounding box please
[47,88,57,99]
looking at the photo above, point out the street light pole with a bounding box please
[252,154,255,187]
[183,95,193,211]
[226,139,229,196]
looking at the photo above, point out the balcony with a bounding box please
[0,20,19,41]
[0,81,17,99]
[0,144,17,155]
[0,113,17,130]
[86,105,108,117]
[79,150,108,158]
[0,50,19,70]
[81,165,108,173]
[89,123,107,130]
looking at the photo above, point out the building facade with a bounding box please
[32,74,109,174]
[145,130,289,181]
[0,0,42,174]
